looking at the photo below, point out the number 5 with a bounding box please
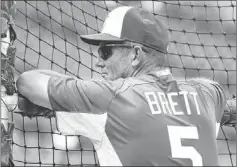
[167,126,203,166]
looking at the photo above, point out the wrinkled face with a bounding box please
[96,44,133,81]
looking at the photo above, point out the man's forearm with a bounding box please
[16,70,53,110]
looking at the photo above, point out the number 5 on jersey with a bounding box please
[167,126,203,166]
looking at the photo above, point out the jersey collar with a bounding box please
[149,68,175,81]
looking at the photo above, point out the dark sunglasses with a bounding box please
[98,44,135,61]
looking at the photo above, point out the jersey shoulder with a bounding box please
[178,78,225,100]
[178,78,226,123]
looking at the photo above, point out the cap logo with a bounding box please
[101,6,132,38]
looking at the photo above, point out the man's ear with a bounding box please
[131,46,143,67]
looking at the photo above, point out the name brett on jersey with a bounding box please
[144,91,200,115]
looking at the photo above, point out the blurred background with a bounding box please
[8,1,236,166]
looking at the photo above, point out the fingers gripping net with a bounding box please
[7,1,236,166]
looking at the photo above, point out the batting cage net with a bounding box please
[5,0,236,166]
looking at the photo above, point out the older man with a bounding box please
[16,6,235,166]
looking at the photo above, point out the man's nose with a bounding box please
[95,57,105,68]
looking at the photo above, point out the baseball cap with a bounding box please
[80,6,169,54]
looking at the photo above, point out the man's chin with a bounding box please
[102,74,115,81]
[102,74,109,80]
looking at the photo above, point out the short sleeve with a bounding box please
[47,77,124,113]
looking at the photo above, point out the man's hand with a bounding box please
[17,94,55,119]
[221,95,236,126]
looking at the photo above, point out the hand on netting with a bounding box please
[221,95,236,126]
[17,93,55,119]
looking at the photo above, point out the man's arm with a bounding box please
[191,78,236,126]
[16,70,113,143]
[221,95,236,126]
[16,70,123,113]
[16,69,78,111]
[187,78,227,137]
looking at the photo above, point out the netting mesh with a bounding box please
[6,0,237,166]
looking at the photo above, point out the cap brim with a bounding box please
[80,33,125,45]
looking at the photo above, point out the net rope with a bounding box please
[4,0,236,166]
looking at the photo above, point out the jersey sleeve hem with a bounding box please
[47,76,57,111]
